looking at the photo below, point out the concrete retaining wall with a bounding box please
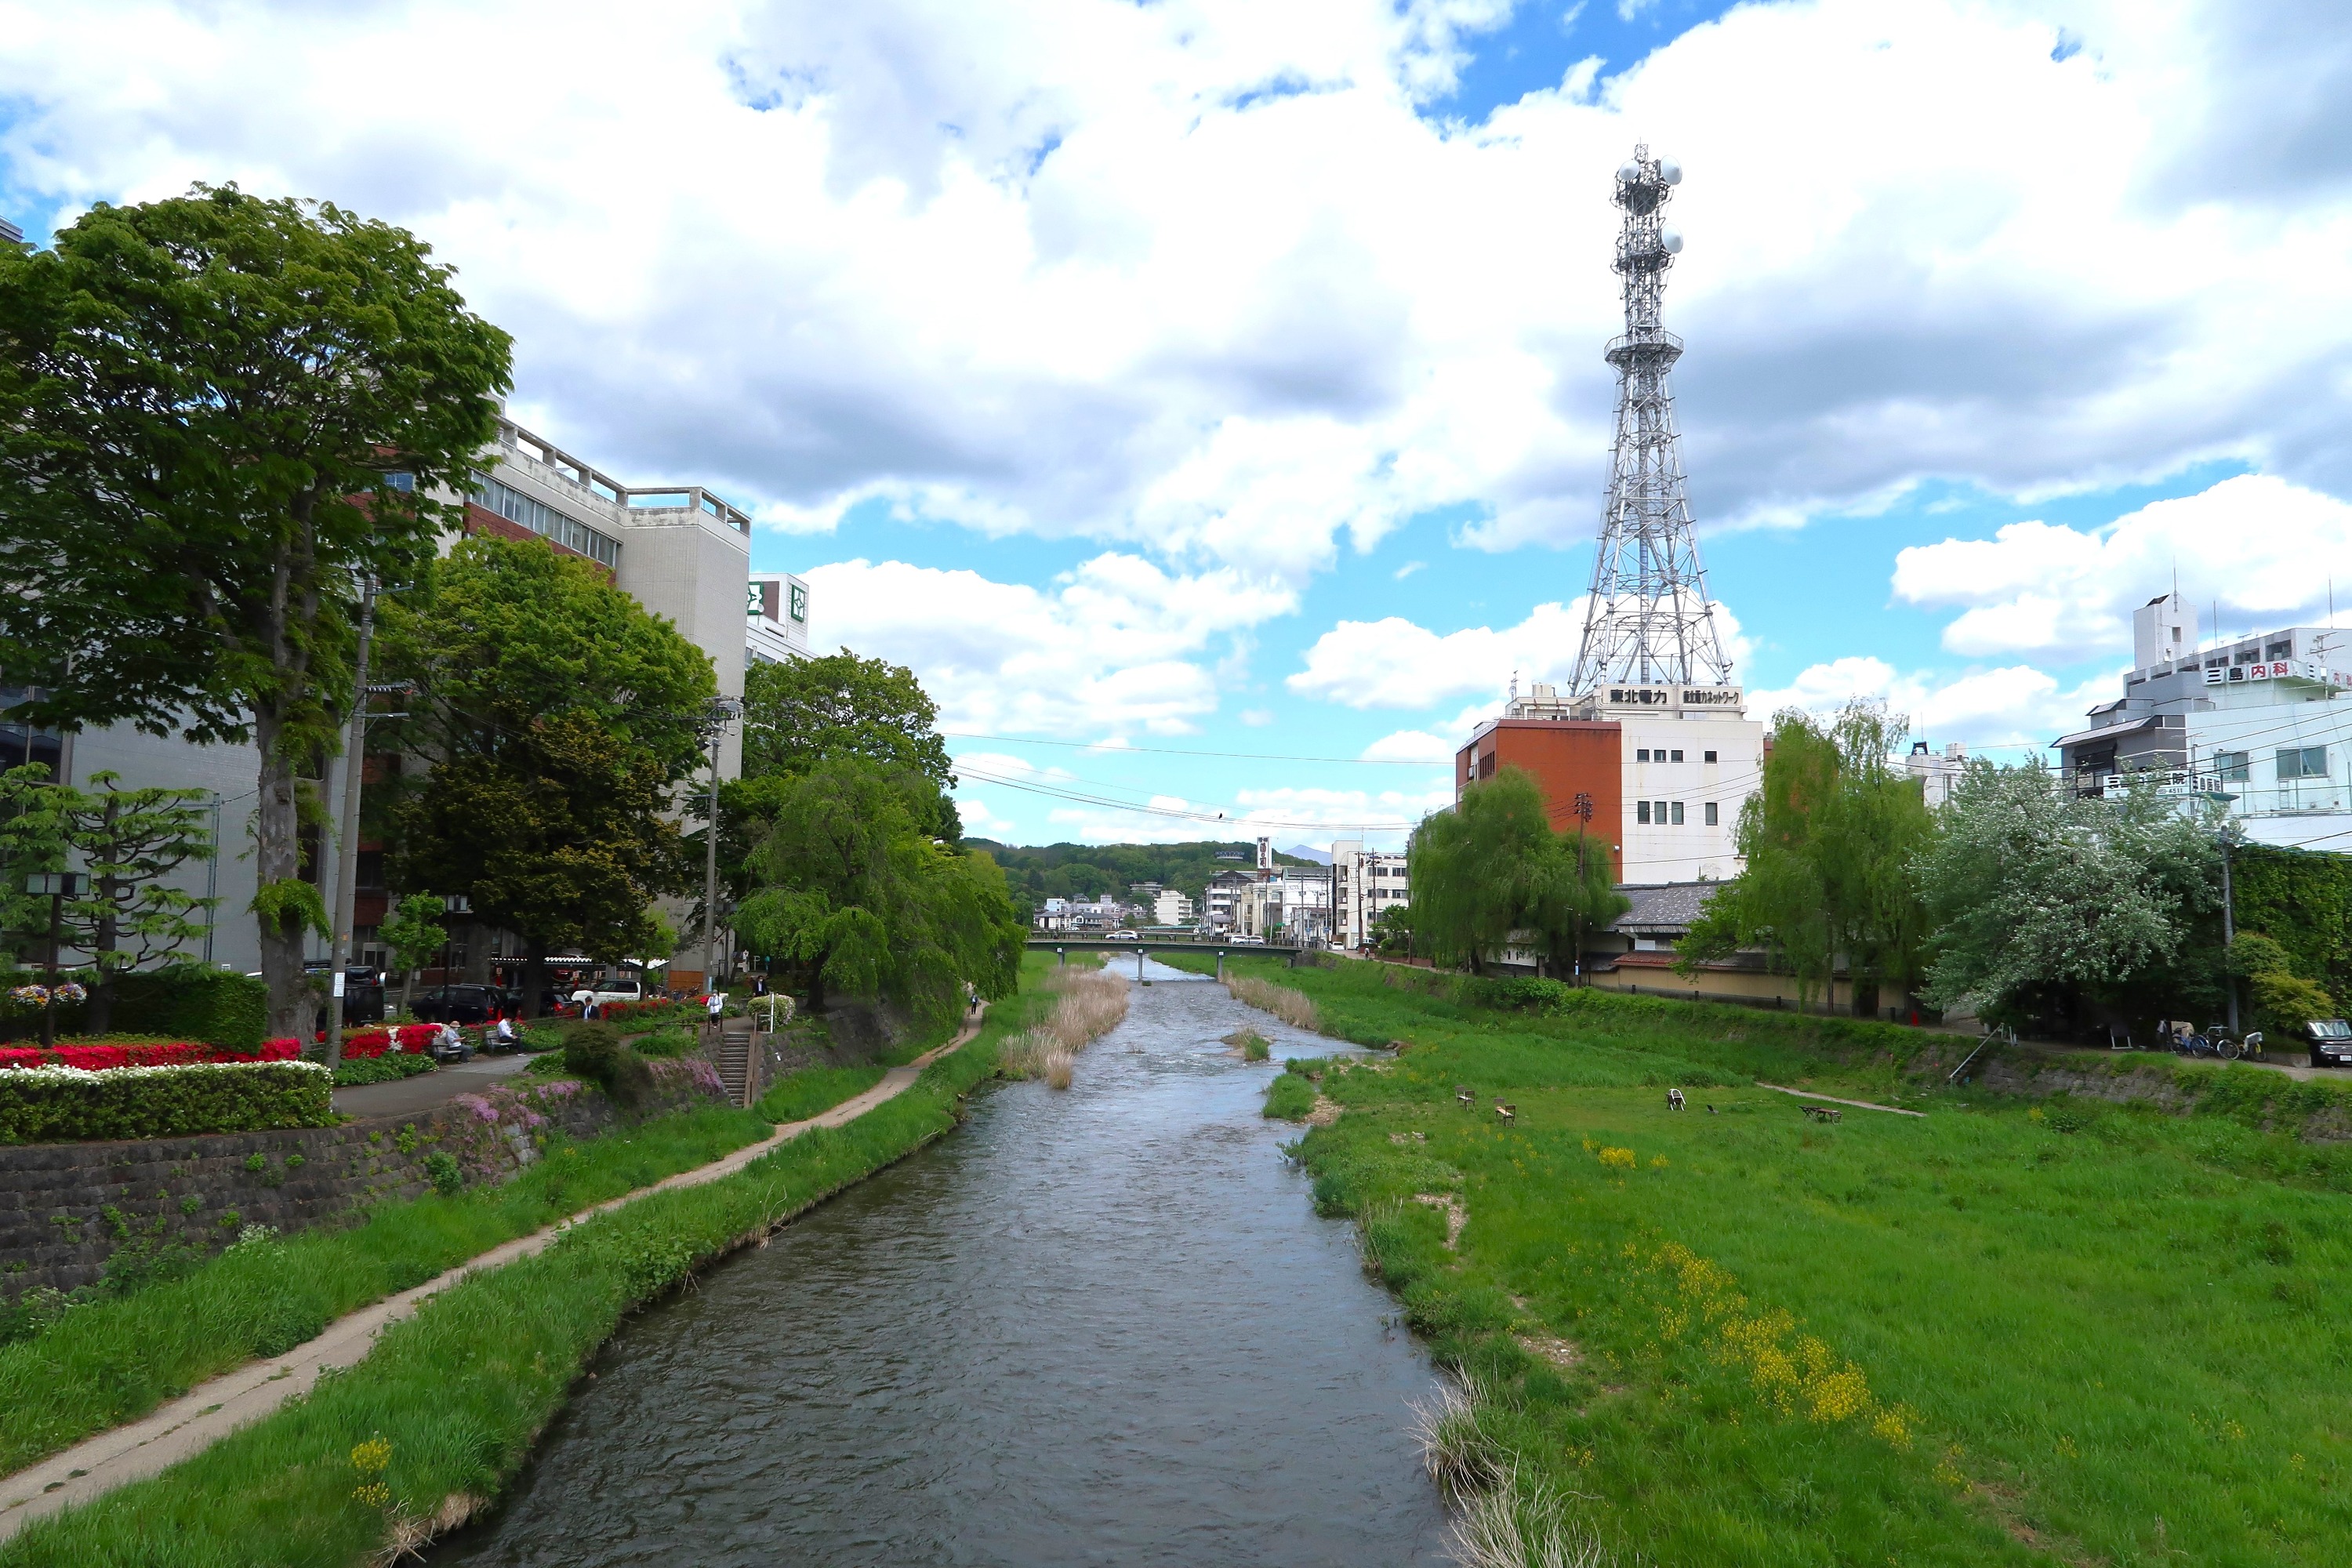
[0,1067,724,1305]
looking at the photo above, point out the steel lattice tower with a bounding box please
[1566,146,1733,695]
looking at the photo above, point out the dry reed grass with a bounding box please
[1003,966,1130,1090]
[1414,1375,1623,1568]
[1226,975,1320,1032]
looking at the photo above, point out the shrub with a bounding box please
[422,1151,464,1196]
[332,1054,438,1087]
[0,1061,334,1143]
[1263,1073,1318,1121]
[105,967,269,1052]
[561,1023,655,1112]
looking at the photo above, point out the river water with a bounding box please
[430,958,1450,1567]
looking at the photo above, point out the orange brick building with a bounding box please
[1456,719,1626,877]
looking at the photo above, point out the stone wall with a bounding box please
[1926,1045,2352,1144]
[0,1063,725,1304]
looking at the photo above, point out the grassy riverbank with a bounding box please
[0,971,1052,1566]
[1224,955,2352,1567]
[754,1064,888,1123]
[0,1104,771,1478]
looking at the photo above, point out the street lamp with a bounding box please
[26,871,85,1048]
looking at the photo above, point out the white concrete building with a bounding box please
[1152,889,1196,927]
[2054,592,2352,851]
[1232,868,1333,945]
[1906,741,1968,809]
[746,572,811,666]
[1330,839,1410,949]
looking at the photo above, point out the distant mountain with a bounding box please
[1283,844,1333,866]
[965,837,1323,914]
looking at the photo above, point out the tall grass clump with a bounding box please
[1228,974,1319,1033]
[1003,966,1128,1090]
[1414,1377,1621,1568]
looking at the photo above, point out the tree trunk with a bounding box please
[524,935,546,1021]
[88,795,122,1036]
[400,966,416,1020]
[252,710,311,1042]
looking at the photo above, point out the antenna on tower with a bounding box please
[1565,146,1731,701]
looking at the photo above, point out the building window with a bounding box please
[2214,750,2249,782]
[1636,800,1650,825]
[1670,749,1683,762]
[1669,801,1685,825]
[2278,746,2329,781]
[1636,748,1650,761]
[1704,801,1719,826]
[471,474,622,568]
[1704,750,1717,763]
[2267,639,2293,660]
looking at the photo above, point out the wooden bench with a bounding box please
[1495,1102,1516,1123]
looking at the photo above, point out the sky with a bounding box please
[5,0,2350,850]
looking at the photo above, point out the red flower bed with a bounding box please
[0,1038,302,1072]
[272,1023,437,1060]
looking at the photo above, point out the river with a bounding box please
[430,957,1450,1566]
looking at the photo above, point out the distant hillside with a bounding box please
[966,838,1323,915]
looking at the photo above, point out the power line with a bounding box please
[942,731,1453,766]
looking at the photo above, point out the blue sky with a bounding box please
[8,0,2350,848]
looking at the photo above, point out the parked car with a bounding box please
[1105,930,1138,941]
[412,983,507,1025]
[303,963,385,1025]
[571,977,644,1011]
[2305,1018,2352,1069]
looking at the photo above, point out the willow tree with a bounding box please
[0,186,512,1034]
[1410,768,1627,978]
[1681,702,1933,1011]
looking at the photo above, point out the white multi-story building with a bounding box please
[1232,868,1333,945]
[746,572,812,666]
[1906,741,1968,809]
[1152,889,1196,927]
[1330,839,1410,949]
[2054,591,2352,850]
[1204,870,1252,932]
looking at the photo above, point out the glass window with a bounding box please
[1704,750,1717,763]
[2214,751,2249,783]
[1636,800,1651,825]
[1670,749,1684,762]
[2267,640,2293,660]
[1704,801,1719,826]
[471,474,620,568]
[2278,746,2328,781]
[1670,801,1685,825]
[1636,748,1650,761]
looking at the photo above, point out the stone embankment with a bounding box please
[0,1063,723,1303]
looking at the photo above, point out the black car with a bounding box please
[2306,1018,2352,1069]
[303,964,384,1025]
[411,983,507,1025]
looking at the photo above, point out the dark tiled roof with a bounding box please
[1610,881,1722,933]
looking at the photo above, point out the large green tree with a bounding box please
[382,535,715,1015]
[741,652,960,837]
[734,757,1022,1022]
[1914,760,2223,1030]
[0,186,512,1034]
[1680,702,1932,1013]
[1409,768,1627,977]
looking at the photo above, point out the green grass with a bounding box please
[1261,1073,1316,1121]
[0,1104,771,1477]
[1240,954,2352,1567]
[754,1064,887,1123]
[0,962,1060,1566]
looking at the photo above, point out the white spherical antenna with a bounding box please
[1659,227,1685,254]
[1616,161,1642,184]
[1658,158,1683,186]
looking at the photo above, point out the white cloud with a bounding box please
[1744,655,2111,750]
[5,0,2348,585]
[807,553,1292,735]
[1892,474,2352,662]
[1287,597,1749,710]
[1360,728,1455,762]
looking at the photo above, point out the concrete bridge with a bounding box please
[1025,935,1304,979]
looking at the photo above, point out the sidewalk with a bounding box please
[330,1050,535,1117]
[0,1007,986,1542]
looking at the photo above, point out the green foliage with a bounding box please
[376,894,446,978]
[1409,768,1628,975]
[1915,760,2222,1026]
[1681,702,1931,1007]
[741,651,959,834]
[753,1064,887,1123]
[421,1151,463,1196]
[2227,931,2295,978]
[735,757,1023,1022]
[2231,844,2352,999]
[0,1105,768,1476]
[2252,970,2336,1036]
[1262,1072,1317,1120]
[0,184,513,1036]
[1369,902,1416,958]
[971,838,1321,919]
[51,967,266,1052]
[558,1022,655,1110]
[0,1062,332,1143]
[332,1053,437,1087]
[384,536,712,1005]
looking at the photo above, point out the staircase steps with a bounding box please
[713,1018,758,1108]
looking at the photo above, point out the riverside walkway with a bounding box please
[0,1010,985,1543]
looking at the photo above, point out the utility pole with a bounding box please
[325,577,377,1068]
[2220,824,2241,1033]
[699,697,742,996]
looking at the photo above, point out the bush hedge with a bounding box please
[0,1061,335,1144]
[0,968,268,1051]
